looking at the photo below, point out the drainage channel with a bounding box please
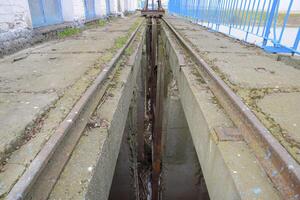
[6,13,294,200]
[6,16,209,200]
[109,15,300,200]
[109,17,210,200]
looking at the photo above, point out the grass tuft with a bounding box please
[58,28,81,38]
[114,36,128,49]
[98,19,107,27]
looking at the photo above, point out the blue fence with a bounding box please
[168,0,300,55]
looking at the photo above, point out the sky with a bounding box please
[281,0,300,12]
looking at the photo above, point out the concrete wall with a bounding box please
[0,0,32,32]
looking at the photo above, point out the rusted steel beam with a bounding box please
[151,18,164,200]
[141,0,165,18]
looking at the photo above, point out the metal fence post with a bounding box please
[292,28,300,55]
[263,0,279,47]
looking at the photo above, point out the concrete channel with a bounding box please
[2,14,300,200]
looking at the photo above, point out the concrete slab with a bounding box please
[181,30,253,53]
[257,92,300,143]
[0,93,57,158]
[33,33,119,53]
[0,164,25,197]
[0,53,102,92]
[206,52,300,89]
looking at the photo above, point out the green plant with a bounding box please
[98,19,107,27]
[114,36,128,49]
[58,28,81,38]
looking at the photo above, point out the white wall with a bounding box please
[124,0,138,12]
[109,0,118,14]
[95,0,107,16]
[118,0,125,12]
[72,0,86,20]
[0,0,32,32]
[61,0,75,21]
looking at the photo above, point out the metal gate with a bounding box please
[84,0,96,19]
[28,0,63,28]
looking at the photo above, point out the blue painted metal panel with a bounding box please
[84,0,96,20]
[28,0,63,27]
[43,0,63,25]
[168,0,300,55]
[106,0,111,15]
[28,0,45,27]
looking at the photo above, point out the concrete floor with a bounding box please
[0,14,140,197]
[165,15,300,162]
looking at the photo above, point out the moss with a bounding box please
[58,28,81,38]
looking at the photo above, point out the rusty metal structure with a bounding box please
[141,1,164,199]
[141,0,165,18]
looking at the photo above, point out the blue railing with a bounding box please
[168,0,300,55]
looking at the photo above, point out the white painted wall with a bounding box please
[109,0,119,14]
[0,0,32,32]
[61,0,75,21]
[95,0,107,16]
[119,0,125,12]
[72,0,86,20]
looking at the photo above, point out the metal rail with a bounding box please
[168,0,300,55]
[162,17,300,199]
[6,20,143,200]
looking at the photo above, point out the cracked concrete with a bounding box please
[0,14,141,197]
[165,15,300,163]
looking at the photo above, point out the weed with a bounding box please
[114,36,128,49]
[58,28,81,38]
[98,19,107,27]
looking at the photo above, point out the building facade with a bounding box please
[0,0,138,55]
